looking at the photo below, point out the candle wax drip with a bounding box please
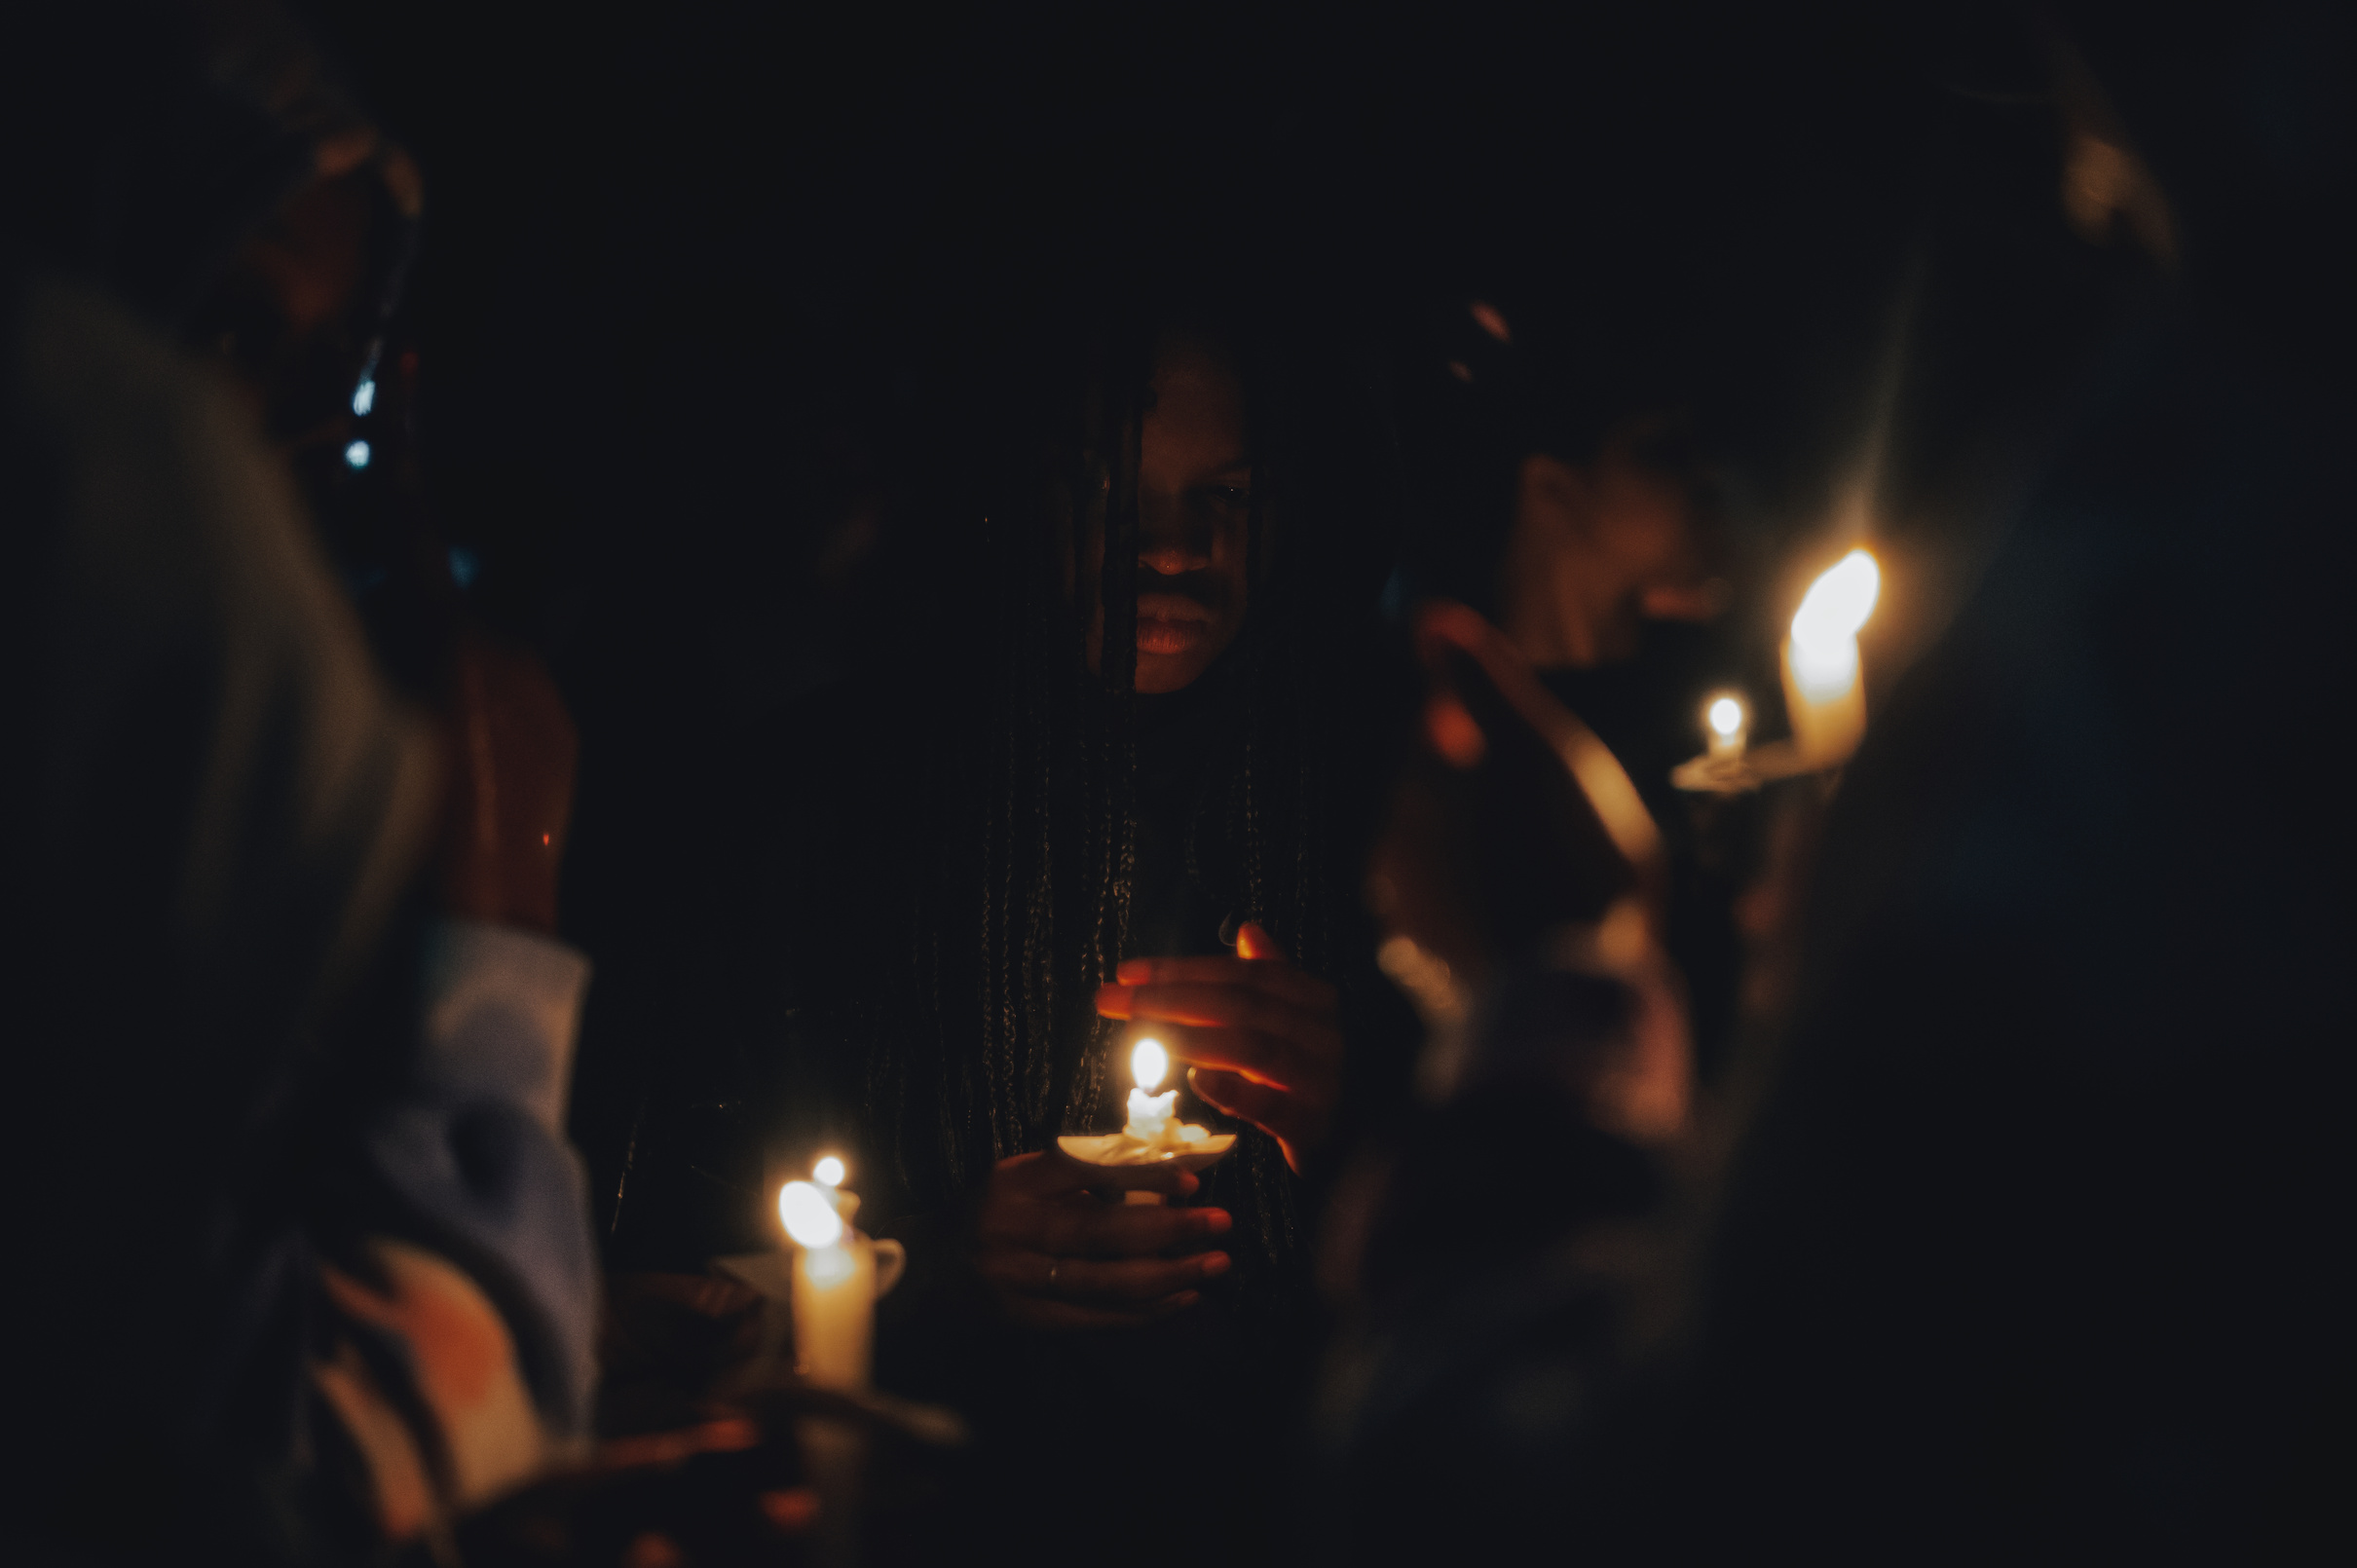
[1123,1087,1211,1149]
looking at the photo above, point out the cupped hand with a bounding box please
[1096,922,1341,1176]
[974,1149,1232,1330]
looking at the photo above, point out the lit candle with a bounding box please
[1116,1037,1209,1205]
[779,1177,877,1390]
[1704,693,1748,761]
[1779,549,1881,765]
[1124,1037,1178,1140]
[1056,1039,1236,1183]
[809,1152,858,1225]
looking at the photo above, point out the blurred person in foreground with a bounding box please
[3,4,597,1558]
[1,256,593,1566]
[1313,5,2351,1557]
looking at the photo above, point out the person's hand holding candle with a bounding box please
[1096,921,1343,1176]
[973,1150,1232,1330]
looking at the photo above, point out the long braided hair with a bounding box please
[837,290,1388,1291]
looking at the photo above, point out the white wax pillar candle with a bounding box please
[793,1237,877,1389]
[1781,549,1880,765]
[1123,1038,1175,1206]
[1705,693,1748,761]
[809,1152,861,1227]
[780,1179,875,1389]
[1780,635,1864,762]
[1125,1087,1177,1139]
[1124,1038,1174,1139]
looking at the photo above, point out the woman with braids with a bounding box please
[960,321,1371,1320]
[898,299,1403,1304]
[575,269,1414,1542]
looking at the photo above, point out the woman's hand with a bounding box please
[1096,922,1342,1176]
[974,1150,1232,1330]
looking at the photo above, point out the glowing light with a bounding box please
[779,1180,843,1249]
[1470,299,1512,344]
[1780,552,1876,763]
[1703,692,1749,760]
[352,377,376,416]
[1790,549,1880,653]
[813,1155,845,1187]
[344,440,371,470]
[1132,1037,1168,1092]
[448,547,479,587]
[1788,634,1860,699]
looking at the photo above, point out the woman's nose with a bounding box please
[1138,494,1211,576]
[1141,540,1210,576]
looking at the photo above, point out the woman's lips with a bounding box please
[1138,616,1207,654]
[1136,593,1213,655]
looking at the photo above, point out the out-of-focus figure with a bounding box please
[3,4,600,1559]
[1493,412,1721,674]
[2,256,596,1568]
[1314,5,2351,1558]
[1366,603,1688,1137]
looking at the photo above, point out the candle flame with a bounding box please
[812,1155,845,1187]
[1706,695,1745,737]
[1132,1037,1168,1092]
[779,1180,844,1249]
[1790,549,1881,653]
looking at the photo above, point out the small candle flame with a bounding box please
[1132,1037,1168,1092]
[780,1179,844,1249]
[1790,549,1881,654]
[812,1155,845,1187]
[1707,695,1745,738]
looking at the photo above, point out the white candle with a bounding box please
[809,1152,860,1225]
[780,1178,876,1389]
[1705,693,1748,761]
[1117,1037,1208,1204]
[1780,549,1880,765]
[1125,1038,1177,1139]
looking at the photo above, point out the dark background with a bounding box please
[275,0,1992,1241]
[302,0,1954,710]
[280,2,2343,1150]
[274,9,2080,1195]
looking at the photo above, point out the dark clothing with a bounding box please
[572,627,1417,1561]
[1541,622,1761,1078]
[581,635,1417,1262]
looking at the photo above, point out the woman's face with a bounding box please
[1087,335,1255,693]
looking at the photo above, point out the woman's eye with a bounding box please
[1205,485,1252,509]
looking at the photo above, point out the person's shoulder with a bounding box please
[17,274,249,493]
[13,273,347,641]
